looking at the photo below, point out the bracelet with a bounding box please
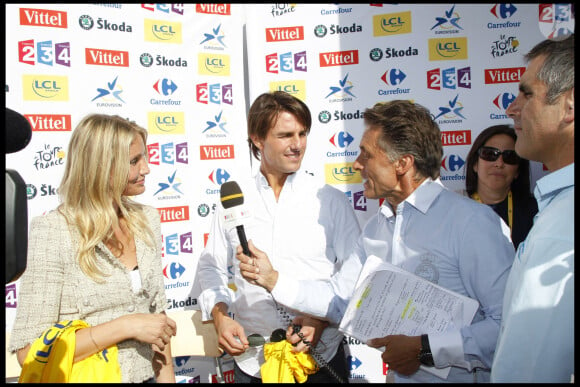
[89,328,101,352]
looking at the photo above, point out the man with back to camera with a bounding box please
[196,91,361,383]
[490,34,574,383]
[237,99,516,382]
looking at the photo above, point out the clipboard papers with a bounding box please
[338,255,479,379]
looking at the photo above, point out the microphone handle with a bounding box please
[236,225,250,256]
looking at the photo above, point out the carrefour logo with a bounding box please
[153,78,178,96]
[163,262,186,279]
[493,92,516,110]
[441,154,465,172]
[329,131,354,148]
[381,69,406,86]
[490,3,517,19]
[208,168,231,185]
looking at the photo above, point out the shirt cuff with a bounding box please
[430,330,464,368]
[270,272,299,308]
[198,286,234,322]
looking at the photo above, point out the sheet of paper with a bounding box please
[339,255,479,379]
[167,309,222,358]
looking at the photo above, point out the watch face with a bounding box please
[420,352,434,367]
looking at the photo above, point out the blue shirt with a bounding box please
[491,163,574,383]
[196,170,361,377]
[273,178,515,383]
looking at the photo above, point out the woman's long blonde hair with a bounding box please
[58,114,155,282]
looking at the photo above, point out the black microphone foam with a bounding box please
[5,107,32,154]
[220,181,244,208]
[219,181,250,255]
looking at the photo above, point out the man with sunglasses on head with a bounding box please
[490,34,574,383]
[465,125,538,249]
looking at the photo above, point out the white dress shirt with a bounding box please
[197,170,361,377]
[273,178,515,382]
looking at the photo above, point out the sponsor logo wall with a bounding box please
[5,3,573,383]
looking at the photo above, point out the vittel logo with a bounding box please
[320,50,359,67]
[484,67,524,84]
[266,26,304,42]
[196,4,231,15]
[20,8,67,28]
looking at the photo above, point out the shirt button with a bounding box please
[83,299,90,306]
[127,305,135,312]
[150,301,156,307]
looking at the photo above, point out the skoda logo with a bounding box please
[369,48,383,62]
[79,15,94,30]
[314,24,327,38]
[140,53,153,67]
[197,203,210,217]
[26,184,37,200]
[318,110,331,124]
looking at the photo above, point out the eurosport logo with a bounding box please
[325,73,356,102]
[200,24,226,49]
[202,111,229,137]
[431,5,463,33]
[432,94,465,124]
[153,170,183,199]
[19,39,71,67]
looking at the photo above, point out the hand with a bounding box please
[286,315,329,353]
[213,311,249,356]
[236,239,278,292]
[367,334,422,376]
[126,313,176,352]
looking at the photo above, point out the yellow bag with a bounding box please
[19,320,122,383]
[260,340,318,383]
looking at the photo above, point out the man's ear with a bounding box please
[250,135,262,151]
[563,87,574,124]
[396,154,414,175]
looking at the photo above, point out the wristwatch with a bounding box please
[418,334,434,367]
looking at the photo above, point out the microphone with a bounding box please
[219,181,250,256]
[5,107,32,154]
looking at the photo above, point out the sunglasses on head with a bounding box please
[477,146,521,165]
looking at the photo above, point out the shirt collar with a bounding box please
[533,163,574,212]
[254,169,298,192]
[379,177,444,218]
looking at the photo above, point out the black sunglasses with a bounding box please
[477,146,521,165]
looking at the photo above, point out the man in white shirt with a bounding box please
[196,91,361,383]
[491,34,574,383]
[238,99,515,382]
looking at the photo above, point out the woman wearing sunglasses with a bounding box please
[465,124,538,249]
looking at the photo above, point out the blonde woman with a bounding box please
[9,114,176,383]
